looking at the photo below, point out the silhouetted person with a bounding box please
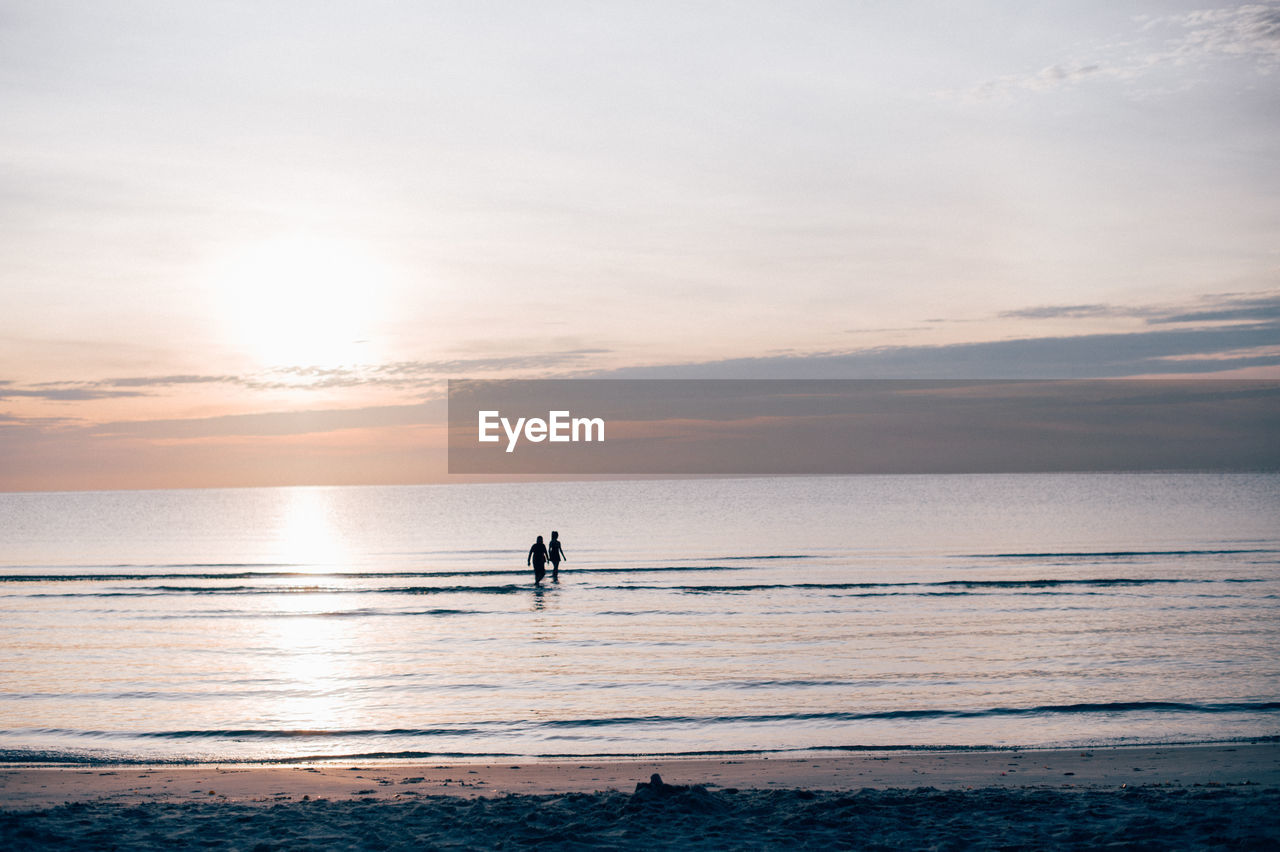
[528,535,548,584]
[548,531,566,581]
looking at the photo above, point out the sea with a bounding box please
[1,474,1277,765]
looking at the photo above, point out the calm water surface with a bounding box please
[1,474,1277,763]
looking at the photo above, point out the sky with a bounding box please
[1,1,1278,490]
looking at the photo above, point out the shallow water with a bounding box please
[1,474,1277,763]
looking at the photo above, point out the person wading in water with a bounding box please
[548,531,566,582]
[528,535,549,584]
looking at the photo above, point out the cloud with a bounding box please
[89,401,447,440]
[1150,344,1280,363]
[0,411,78,428]
[1146,292,1280,324]
[1000,290,1280,326]
[844,326,932,334]
[5,320,1276,488]
[599,320,1280,380]
[1161,3,1280,69]
[0,373,240,401]
[601,290,1280,380]
[999,304,1150,320]
[0,349,611,401]
[6,293,1276,441]
[242,350,608,391]
[954,2,1280,102]
[101,374,240,388]
[0,386,149,401]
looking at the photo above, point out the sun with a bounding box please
[208,233,391,369]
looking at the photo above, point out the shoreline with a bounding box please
[3,742,1277,809]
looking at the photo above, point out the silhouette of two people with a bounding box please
[528,531,566,584]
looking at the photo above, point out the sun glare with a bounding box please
[208,233,391,369]
[274,486,351,570]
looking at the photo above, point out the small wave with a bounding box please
[527,700,1280,727]
[713,554,819,560]
[22,584,538,598]
[137,608,482,620]
[401,584,528,595]
[964,549,1277,559]
[286,607,480,618]
[0,572,528,583]
[606,578,1225,594]
[7,737,1280,766]
[934,578,1217,588]
[0,566,758,583]
[385,548,524,556]
[10,700,1275,744]
[10,726,487,741]
[20,576,1250,599]
[0,563,302,573]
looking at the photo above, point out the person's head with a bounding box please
[551,531,558,539]
[536,535,543,543]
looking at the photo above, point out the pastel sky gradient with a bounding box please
[2,1,1278,489]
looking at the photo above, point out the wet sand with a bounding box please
[3,743,1278,849]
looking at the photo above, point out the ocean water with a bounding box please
[1,474,1277,764]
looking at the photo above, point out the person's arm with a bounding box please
[527,545,534,566]
[561,544,567,561]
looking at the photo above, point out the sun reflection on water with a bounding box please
[259,488,361,747]
[273,487,351,571]
[261,608,359,737]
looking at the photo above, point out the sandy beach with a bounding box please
[3,743,1278,849]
